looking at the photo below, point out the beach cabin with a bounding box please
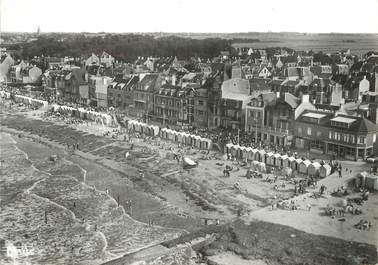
[299,160,311,174]
[265,152,274,166]
[179,132,186,144]
[138,123,146,134]
[366,175,378,191]
[240,146,247,159]
[292,158,302,171]
[319,164,331,178]
[245,147,253,161]
[152,126,159,136]
[280,155,288,167]
[225,143,233,154]
[250,149,258,161]
[354,172,378,191]
[287,156,296,168]
[201,138,212,150]
[187,133,194,143]
[190,134,197,146]
[194,136,202,148]
[257,149,266,162]
[159,128,167,139]
[167,129,175,141]
[273,153,282,167]
[231,144,241,158]
[308,162,321,176]
[177,132,184,143]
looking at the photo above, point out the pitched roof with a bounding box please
[366,55,378,65]
[269,79,284,86]
[361,63,375,73]
[139,74,161,91]
[284,93,300,108]
[249,78,270,92]
[357,118,378,133]
[282,80,300,87]
[296,112,378,133]
[125,75,139,91]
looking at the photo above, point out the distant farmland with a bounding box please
[230,33,378,54]
[155,32,378,54]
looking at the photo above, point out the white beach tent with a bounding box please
[257,149,266,162]
[308,161,321,176]
[225,143,233,154]
[292,158,302,171]
[160,127,168,139]
[245,147,253,160]
[319,164,332,178]
[265,152,274,166]
[240,146,247,159]
[299,159,311,174]
[250,148,258,161]
[232,144,241,158]
[194,135,202,148]
[201,138,212,150]
[280,155,288,167]
[273,153,282,167]
[177,132,184,143]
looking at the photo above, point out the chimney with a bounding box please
[301,94,310,103]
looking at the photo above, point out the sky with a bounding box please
[1,0,378,33]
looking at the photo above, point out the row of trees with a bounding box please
[12,34,234,62]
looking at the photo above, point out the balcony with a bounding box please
[261,126,290,134]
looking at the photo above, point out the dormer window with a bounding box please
[330,116,356,128]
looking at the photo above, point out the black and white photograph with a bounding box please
[0,0,377,264]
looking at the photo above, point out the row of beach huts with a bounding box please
[11,94,48,108]
[225,143,332,178]
[52,104,114,126]
[127,120,213,150]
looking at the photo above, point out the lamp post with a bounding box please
[255,116,258,144]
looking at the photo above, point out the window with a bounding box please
[350,135,355,144]
[329,131,332,139]
[307,127,312,136]
[316,131,321,137]
[198,100,204,106]
[373,133,377,143]
[298,127,302,134]
[358,136,366,144]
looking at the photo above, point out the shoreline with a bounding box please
[1,130,185,264]
[1,126,189,233]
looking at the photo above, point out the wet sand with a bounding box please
[0,132,182,264]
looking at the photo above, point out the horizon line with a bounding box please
[1,30,378,35]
